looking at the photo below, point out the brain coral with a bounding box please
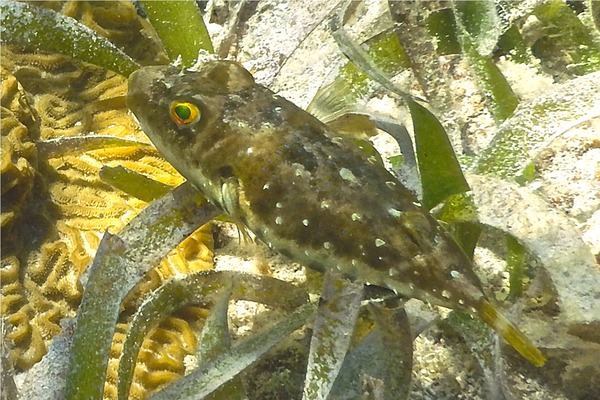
[1,1,216,398]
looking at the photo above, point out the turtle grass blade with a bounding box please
[453,0,518,122]
[197,289,232,361]
[329,304,412,400]
[99,166,173,202]
[65,183,220,400]
[138,0,214,66]
[533,0,600,75]
[441,311,501,398]
[37,136,152,159]
[306,28,408,123]
[406,98,470,210]
[0,1,139,77]
[474,71,600,178]
[506,235,527,298]
[372,116,417,178]
[150,302,317,400]
[197,289,246,400]
[591,0,600,31]
[331,1,469,209]
[117,271,308,399]
[388,2,455,108]
[468,174,600,326]
[17,319,77,400]
[117,271,230,400]
[330,1,414,102]
[1,322,18,400]
[453,0,501,57]
[302,273,363,400]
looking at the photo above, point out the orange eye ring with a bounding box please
[169,101,201,125]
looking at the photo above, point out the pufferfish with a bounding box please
[127,60,545,367]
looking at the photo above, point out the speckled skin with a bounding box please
[127,61,545,366]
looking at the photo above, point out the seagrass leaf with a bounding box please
[0,1,139,76]
[65,183,220,400]
[302,273,363,400]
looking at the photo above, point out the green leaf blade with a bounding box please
[0,1,139,77]
[302,273,363,400]
[99,166,173,202]
[65,184,220,400]
[453,1,519,122]
[138,0,214,66]
[150,303,316,400]
[474,71,600,178]
[407,99,470,209]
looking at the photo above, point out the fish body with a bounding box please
[127,61,545,366]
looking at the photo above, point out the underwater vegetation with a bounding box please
[1,0,600,399]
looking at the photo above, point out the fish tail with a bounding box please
[478,300,546,367]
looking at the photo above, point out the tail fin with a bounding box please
[479,300,546,367]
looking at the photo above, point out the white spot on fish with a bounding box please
[412,201,422,207]
[450,270,460,278]
[275,216,283,225]
[386,181,396,188]
[302,219,309,226]
[351,213,361,221]
[458,299,465,305]
[323,242,332,249]
[304,250,310,256]
[321,200,330,209]
[388,268,398,276]
[339,168,358,184]
[292,163,311,178]
[413,254,426,266]
[351,259,357,266]
[276,202,283,208]
[388,208,402,218]
[247,147,253,154]
[375,238,386,247]
[442,290,451,299]
[409,283,415,290]
[263,183,270,190]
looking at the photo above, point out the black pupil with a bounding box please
[175,105,191,120]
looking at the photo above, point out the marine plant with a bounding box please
[1,1,600,399]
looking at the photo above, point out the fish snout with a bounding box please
[127,66,171,115]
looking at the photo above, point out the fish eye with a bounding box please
[169,101,201,126]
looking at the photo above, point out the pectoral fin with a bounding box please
[220,177,242,217]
